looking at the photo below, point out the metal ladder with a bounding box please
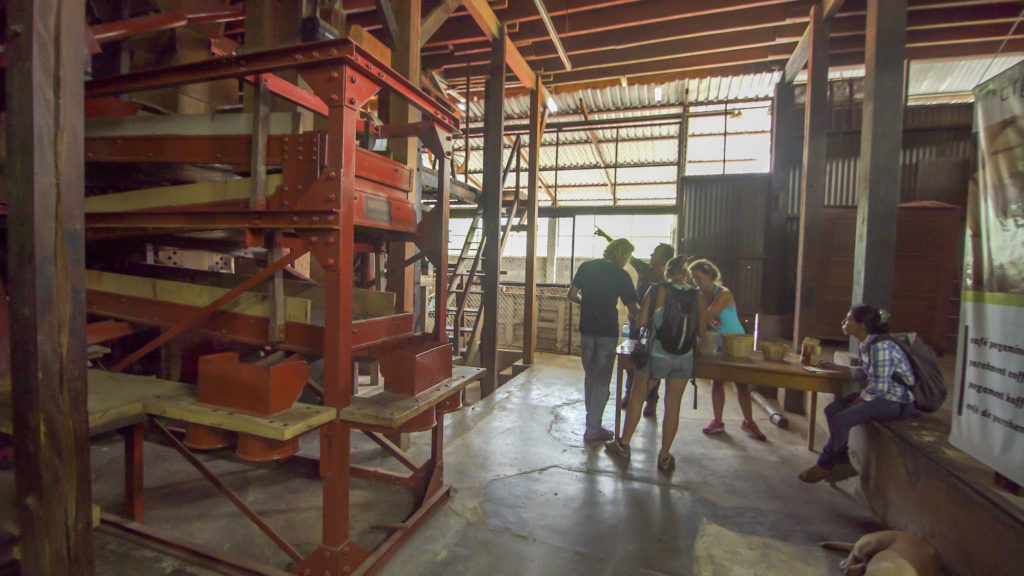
[446,136,524,363]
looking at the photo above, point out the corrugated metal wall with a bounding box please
[785,105,974,213]
[682,174,770,314]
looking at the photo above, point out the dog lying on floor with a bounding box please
[820,530,946,576]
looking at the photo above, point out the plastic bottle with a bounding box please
[622,322,630,339]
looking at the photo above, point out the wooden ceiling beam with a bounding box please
[434,26,802,75]
[505,32,1024,89]
[431,2,1023,76]
[784,0,847,83]
[459,0,549,102]
[421,0,463,45]
[422,0,809,48]
[425,5,802,70]
[783,0,1021,82]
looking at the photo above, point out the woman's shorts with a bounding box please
[644,351,695,381]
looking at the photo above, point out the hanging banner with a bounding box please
[950,61,1024,486]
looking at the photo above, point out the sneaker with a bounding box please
[643,402,657,418]
[702,419,725,435]
[605,439,631,460]
[798,465,833,483]
[741,420,767,441]
[657,453,675,472]
[584,427,614,443]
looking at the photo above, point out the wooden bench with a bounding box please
[144,393,336,442]
[338,365,485,430]
[0,370,192,437]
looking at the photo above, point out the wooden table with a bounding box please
[615,341,848,450]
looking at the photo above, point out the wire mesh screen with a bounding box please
[496,284,580,355]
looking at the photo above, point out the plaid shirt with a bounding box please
[857,335,915,403]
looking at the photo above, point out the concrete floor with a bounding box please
[89,352,882,575]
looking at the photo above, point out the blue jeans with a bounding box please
[580,334,618,431]
[817,393,914,469]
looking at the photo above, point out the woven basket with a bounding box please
[721,334,754,359]
[759,341,789,361]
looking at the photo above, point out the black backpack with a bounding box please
[653,283,700,355]
[875,333,947,412]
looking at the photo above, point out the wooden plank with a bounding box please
[337,366,484,428]
[85,269,312,323]
[143,393,335,441]
[84,173,283,213]
[0,370,192,436]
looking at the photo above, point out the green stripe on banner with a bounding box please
[962,291,1024,307]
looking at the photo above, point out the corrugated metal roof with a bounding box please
[467,72,781,122]
[454,56,1003,206]
[794,55,1024,99]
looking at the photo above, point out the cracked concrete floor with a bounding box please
[89,352,880,575]
[379,353,881,576]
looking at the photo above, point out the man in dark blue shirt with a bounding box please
[567,238,640,442]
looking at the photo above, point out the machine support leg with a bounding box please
[151,419,304,563]
[124,422,145,522]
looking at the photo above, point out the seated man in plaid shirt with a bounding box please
[799,304,917,485]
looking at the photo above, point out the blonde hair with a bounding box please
[603,238,635,261]
[688,259,721,283]
[664,255,690,281]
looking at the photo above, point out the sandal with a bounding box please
[657,453,675,472]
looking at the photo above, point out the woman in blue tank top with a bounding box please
[689,259,767,442]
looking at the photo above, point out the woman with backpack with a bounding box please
[605,255,706,472]
[689,259,768,441]
[798,304,916,484]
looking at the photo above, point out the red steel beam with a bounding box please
[109,247,310,373]
[91,12,189,44]
[85,320,135,345]
[86,290,416,355]
[243,74,329,116]
[84,37,459,131]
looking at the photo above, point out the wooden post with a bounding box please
[480,28,506,396]
[523,80,543,364]
[7,0,95,572]
[674,106,688,254]
[385,0,421,450]
[387,0,422,314]
[851,0,907,343]
[766,82,794,312]
[793,2,830,348]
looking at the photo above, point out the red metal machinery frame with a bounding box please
[79,37,460,575]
